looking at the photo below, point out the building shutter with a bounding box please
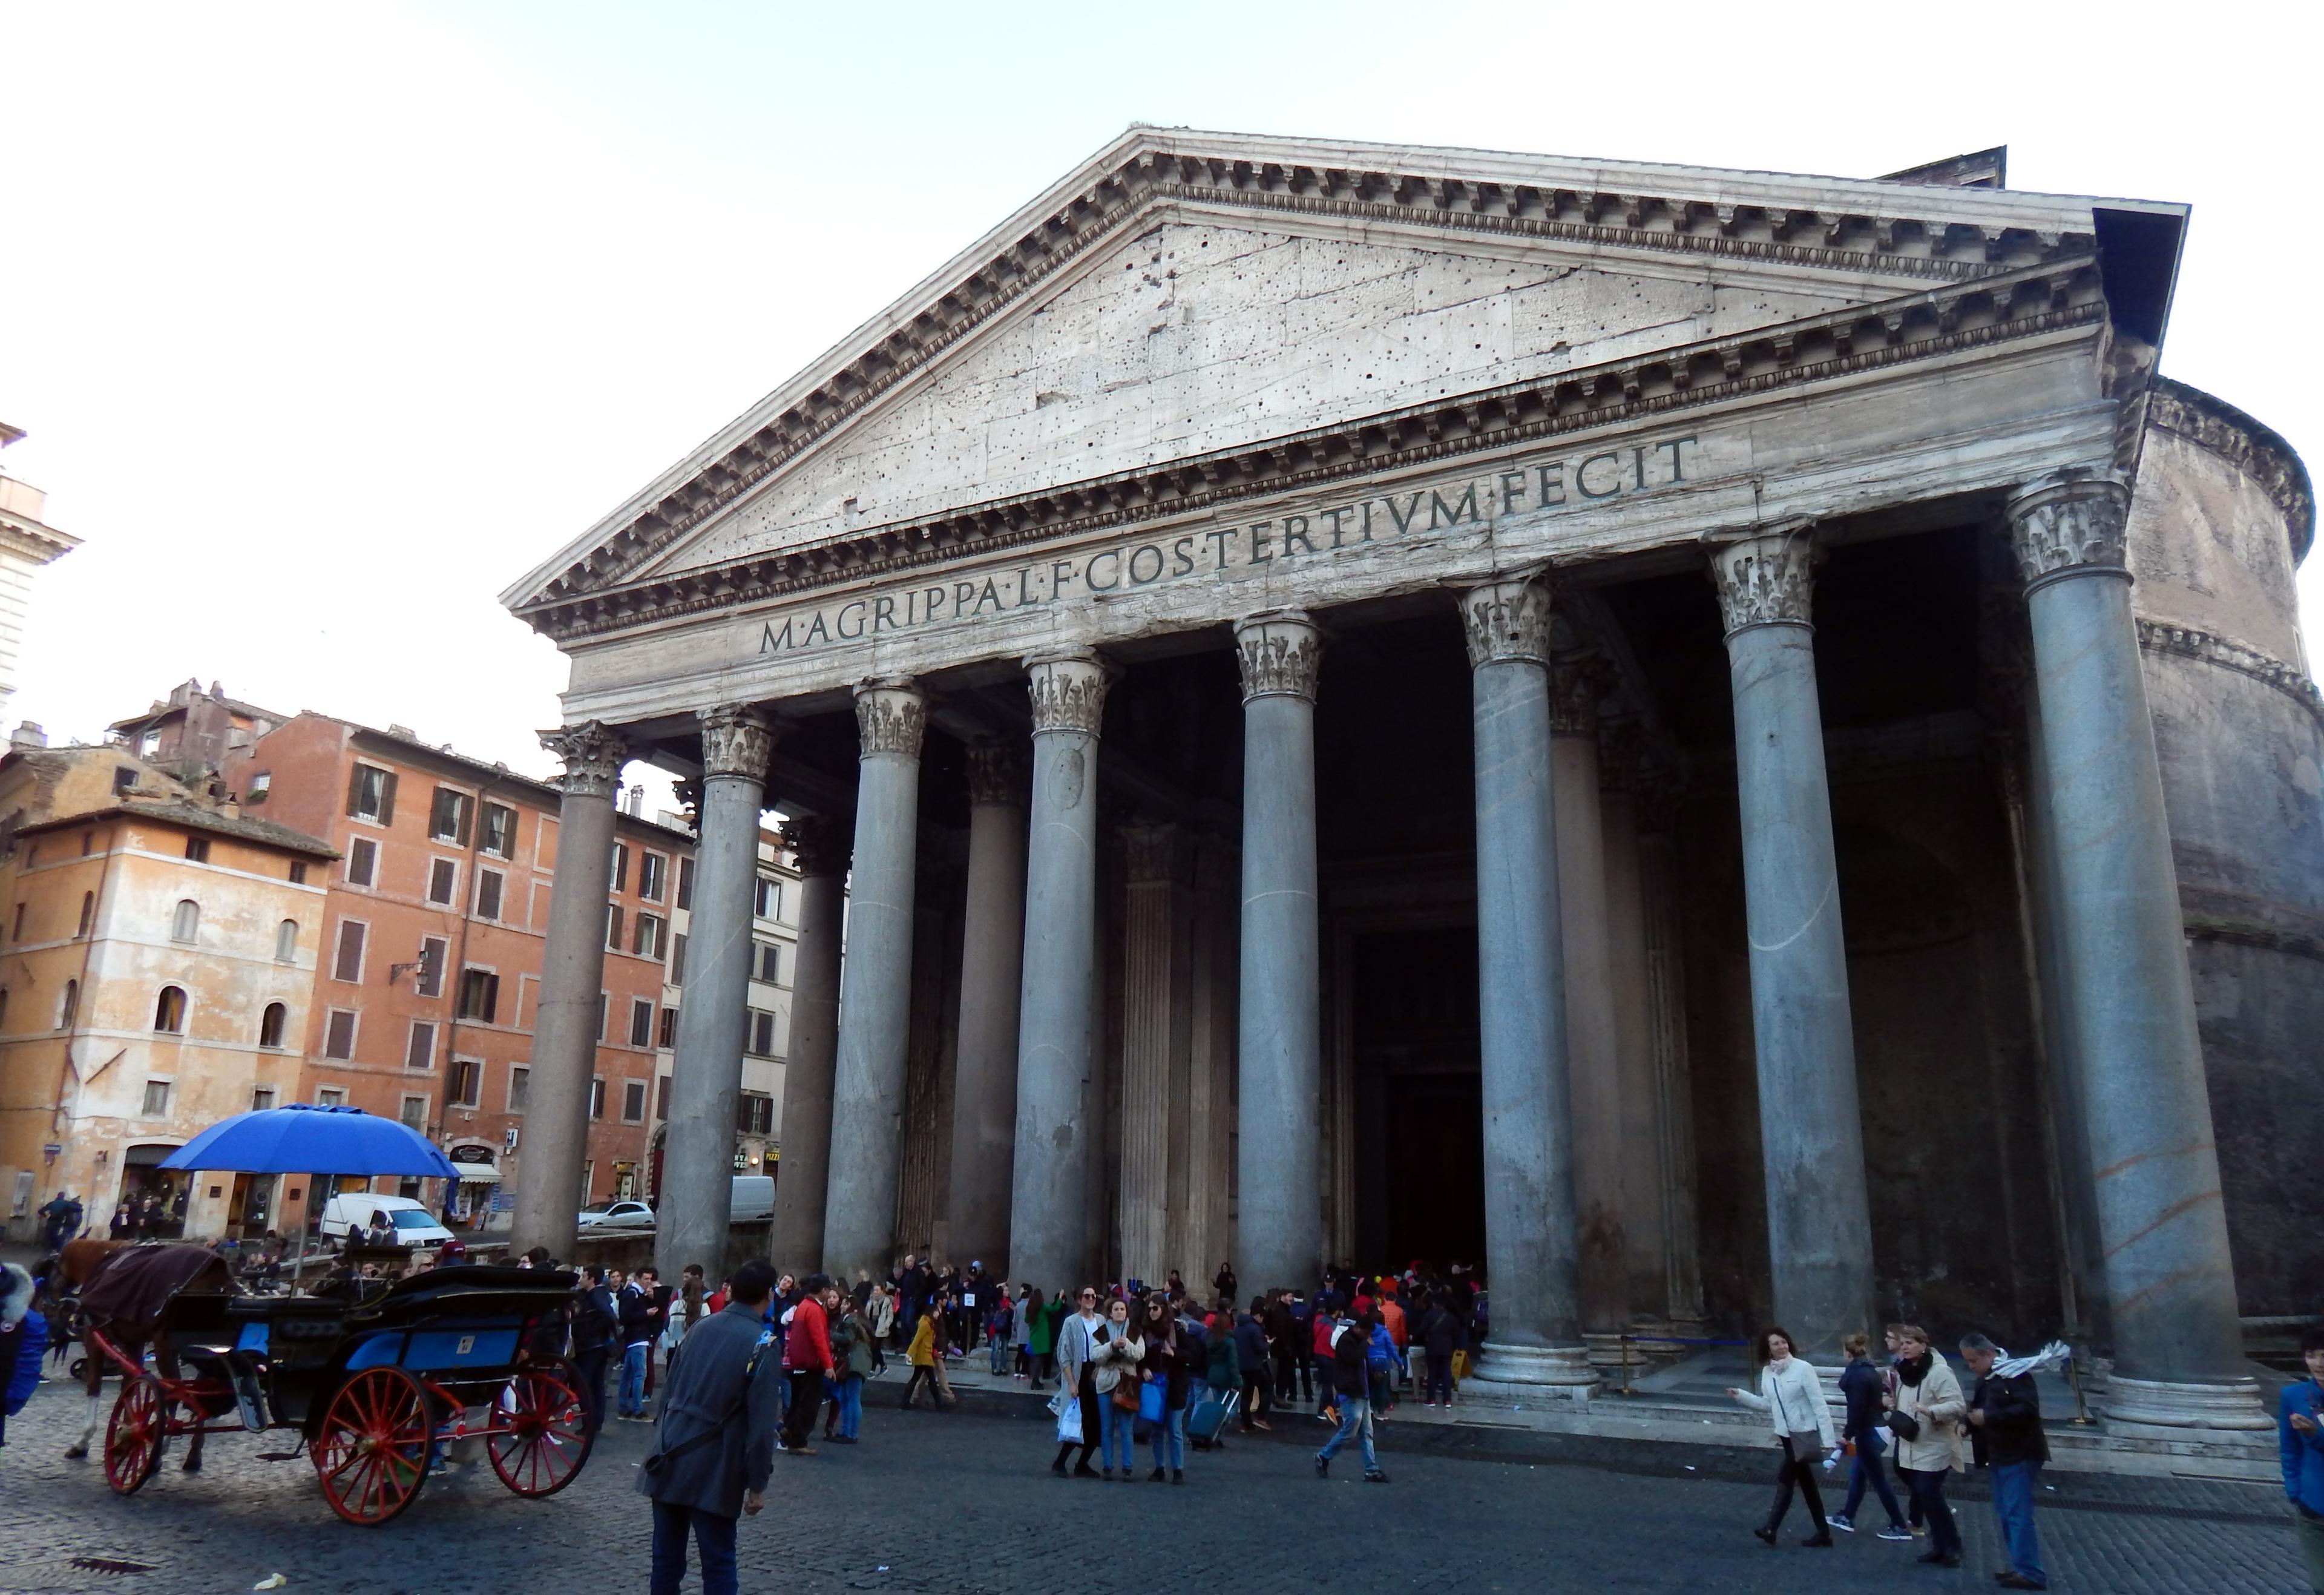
[377,771,397,826]
[346,763,364,818]
[475,869,502,921]
[333,921,366,982]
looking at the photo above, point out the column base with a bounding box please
[1477,1342,1600,1395]
[2099,1373,2273,1436]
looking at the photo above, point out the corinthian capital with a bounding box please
[2007,473,2131,593]
[1707,526,1817,635]
[1025,651,1111,737]
[781,814,849,877]
[698,704,774,782]
[1233,610,1324,703]
[1459,576,1552,668]
[542,721,626,798]
[964,738,1028,806]
[853,678,925,758]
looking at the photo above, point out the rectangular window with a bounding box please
[450,1058,481,1109]
[658,1007,677,1048]
[246,771,272,806]
[622,1079,646,1123]
[605,903,623,950]
[529,879,551,929]
[747,1009,776,1057]
[737,1093,773,1135]
[677,856,695,910]
[289,860,307,885]
[507,1065,530,1114]
[633,912,663,959]
[596,991,608,1042]
[399,1094,427,1130]
[457,968,499,1023]
[251,1087,276,1113]
[638,852,666,902]
[669,933,687,985]
[755,942,781,984]
[323,1009,358,1059]
[427,858,458,906]
[405,1021,435,1071]
[588,1077,606,1120]
[474,868,504,922]
[184,836,211,863]
[428,786,471,845]
[628,998,654,1048]
[480,802,516,858]
[317,1085,347,1108]
[417,936,447,998]
[347,764,396,824]
[332,920,367,982]
[346,836,377,887]
[656,1076,671,1120]
[142,1079,172,1117]
[753,877,779,919]
[611,843,629,893]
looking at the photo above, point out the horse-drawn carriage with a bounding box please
[83,1248,592,1524]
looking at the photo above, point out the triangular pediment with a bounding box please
[505,126,2175,620]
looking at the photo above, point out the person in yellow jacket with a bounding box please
[901,1288,957,1410]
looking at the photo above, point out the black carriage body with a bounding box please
[160,1267,577,1433]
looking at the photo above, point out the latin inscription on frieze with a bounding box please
[754,432,1699,657]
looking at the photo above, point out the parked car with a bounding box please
[318,1194,454,1249]
[577,1199,656,1229]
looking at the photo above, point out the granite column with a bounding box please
[945,742,1028,1276]
[508,722,626,1260]
[1119,823,1193,1285]
[769,815,848,1275]
[2007,474,2262,1430]
[821,680,926,1284]
[1006,653,1110,1294]
[1233,611,1326,1295]
[1458,577,1594,1386]
[1709,528,1874,1362]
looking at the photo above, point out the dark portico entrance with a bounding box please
[1348,926,1485,1269]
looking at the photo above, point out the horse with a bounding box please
[61,1243,232,1470]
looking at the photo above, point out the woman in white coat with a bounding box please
[1727,1327,1838,1547]
[1885,1323,1966,1568]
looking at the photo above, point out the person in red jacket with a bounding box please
[1312,1306,1341,1424]
[780,1274,838,1455]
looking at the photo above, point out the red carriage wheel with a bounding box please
[487,1363,592,1499]
[103,1375,169,1495]
[313,1365,432,1525]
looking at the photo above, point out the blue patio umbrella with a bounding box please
[160,1106,456,1285]
[160,1103,456,1177]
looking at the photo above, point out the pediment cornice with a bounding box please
[518,255,2104,644]
[505,127,2157,617]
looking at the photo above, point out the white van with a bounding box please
[319,1194,455,1249]
[730,1175,775,1222]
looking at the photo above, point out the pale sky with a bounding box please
[5,2,2317,803]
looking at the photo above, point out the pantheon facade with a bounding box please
[502,130,2319,1432]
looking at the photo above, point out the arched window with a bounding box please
[275,919,298,962]
[258,1001,287,1048]
[77,891,94,936]
[171,899,200,944]
[154,985,186,1033]
[58,979,77,1029]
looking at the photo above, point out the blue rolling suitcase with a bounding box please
[1187,1393,1230,1447]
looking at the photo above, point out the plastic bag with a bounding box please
[1055,1399,1083,1445]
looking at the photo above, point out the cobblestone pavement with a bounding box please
[0,1374,2305,1594]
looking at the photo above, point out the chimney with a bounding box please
[623,783,645,818]
[10,721,45,751]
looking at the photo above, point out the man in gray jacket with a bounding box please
[637,1259,784,1595]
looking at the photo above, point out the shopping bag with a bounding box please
[1451,1350,1469,1382]
[1055,1399,1083,1445]
[1138,1376,1164,1424]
